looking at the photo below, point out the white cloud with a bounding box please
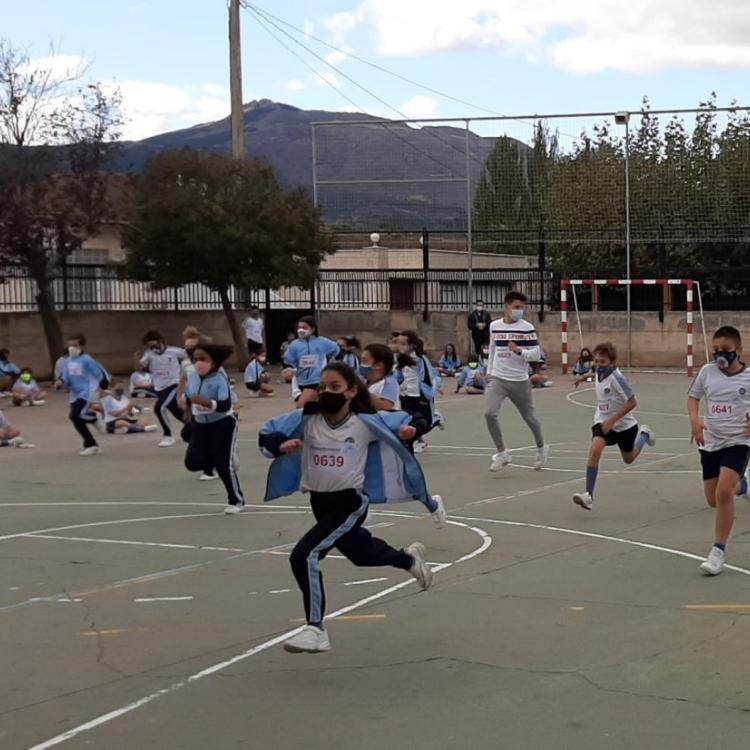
[328,0,750,73]
[324,48,350,65]
[399,95,441,119]
[112,81,230,140]
[303,20,315,36]
[285,78,306,91]
[21,53,88,84]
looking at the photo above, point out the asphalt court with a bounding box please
[3,373,750,749]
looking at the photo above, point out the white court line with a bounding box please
[134,597,193,603]
[565,388,686,418]
[344,577,389,586]
[268,589,291,595]
[447,514,750,578]
[22,534,246,553]
[27,518,492,750]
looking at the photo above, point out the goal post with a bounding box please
[560,278,699,376]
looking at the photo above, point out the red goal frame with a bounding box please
[560,278,696,376]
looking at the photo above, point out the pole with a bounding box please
[421,228,429,322]
[624,118,631,368]
[465,120,473,311]
[311,125,319,207]
[229,0,245,160]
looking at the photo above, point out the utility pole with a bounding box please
[229,0,245,160]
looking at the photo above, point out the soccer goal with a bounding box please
[560,278,708,376]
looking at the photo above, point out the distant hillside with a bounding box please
[116,100,515,230]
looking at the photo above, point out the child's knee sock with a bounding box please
[586,466,599,496]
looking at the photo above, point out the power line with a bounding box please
[243,1,569,139]
[247,8,460,177]
[243,1,494,173]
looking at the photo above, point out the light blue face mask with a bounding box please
[510,308,524,322]
[596,365,614,380]
[358,365,373,379]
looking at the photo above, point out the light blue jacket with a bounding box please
[259,408,438,512]
[62,353,109,403]
[185,370,233,424]
[284,335,339,386]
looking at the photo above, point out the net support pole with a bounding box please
[560,280,569,374]
[695,281,709,365]
[465,120,473,311]
[686,280,694,377]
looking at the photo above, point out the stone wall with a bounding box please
[1,308,740,377]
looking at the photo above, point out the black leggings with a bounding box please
[289,490,413,626]
[155,384,184,437]
[184,416,244,505]
[69,398,97,448]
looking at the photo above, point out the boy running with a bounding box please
[688,326,750,575]
[572,342,655,510]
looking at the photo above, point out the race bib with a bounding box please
[708,400,734,419]
[191,403,213,416]
[67,362,83,376]
[597,401,611,413]
[310,446,347,471]
[299,354,318,370]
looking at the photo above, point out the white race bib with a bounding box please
[310,446,347,471]
[708,400,734,419]
[191,403,213,416]
[67,362,83,376]
[299,354,318,370]
[597,401,611,414]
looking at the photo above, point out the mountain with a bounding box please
[117,100,511,230]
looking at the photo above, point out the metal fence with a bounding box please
[0,263,552,314]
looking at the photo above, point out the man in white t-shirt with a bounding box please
[241,307,265,357]
[485,291,549,472]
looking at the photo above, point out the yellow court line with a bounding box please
[289,614,386,623]
[81,628,149,636]
[686,604,750,611]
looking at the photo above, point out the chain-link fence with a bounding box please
[313,103,750,277]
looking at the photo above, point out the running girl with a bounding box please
[184,343,245,514]
[57,334,110,456]
[688,326,750,575]
[335,336,361,370]
[360,343,401,410]
[259,362,445,654]
[283,316,339,408]
[572,342,655,510]
[138,330,188,447]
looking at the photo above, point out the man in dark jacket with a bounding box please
[468,300,492,357]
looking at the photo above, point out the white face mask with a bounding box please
[297,328,311,339]
[68,346,81,358]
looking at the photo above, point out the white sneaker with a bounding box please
[430,495,447,529]
[413,438,428,454]
[158,436,176,448]
[200,472,218,481]
[700,546,726,576]
[283,625,331,653]
[223,503,245,515]
[639,424,656,447]
[144,425,158,433]
[490,451,512,472]
[407,542,433,590]
[79,446,101,457]
[31,399,46,406]
[534,444,550,471]
[435,412,446,431]
[573,491,594,510]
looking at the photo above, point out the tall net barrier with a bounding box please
[313,103,750,307]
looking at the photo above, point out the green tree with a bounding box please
[0,40,123,369]
[122,150,334,365]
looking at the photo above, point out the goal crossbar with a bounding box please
[560,278,697,376]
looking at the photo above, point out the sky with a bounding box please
[3,0,750,145]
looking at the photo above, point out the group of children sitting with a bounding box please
[0,348,47,447]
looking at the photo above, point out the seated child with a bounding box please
[456,356,486,394]
[11,368,47,406]
[0,349,20,396]
[0,409,34,447]
[530,348,553,388]
[438,344,463,377]
[572,347,594,379]
[244,349,274,397]
[129,369,157,398]
[102,382,158,435]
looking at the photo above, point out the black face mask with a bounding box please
[319,391,347,414]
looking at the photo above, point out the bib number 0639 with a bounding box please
[313,453,345,468]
